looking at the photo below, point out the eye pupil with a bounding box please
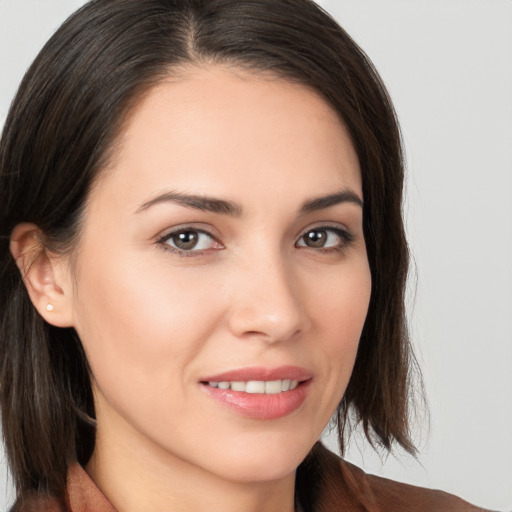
[305,229,327,248]
[173,231,198,250]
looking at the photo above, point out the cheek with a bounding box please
[306,258,372,394]
[308,257,371,342]
[71,248,221,401]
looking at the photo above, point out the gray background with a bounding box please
[1,1,511,510]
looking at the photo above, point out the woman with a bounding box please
[0,1,497,511]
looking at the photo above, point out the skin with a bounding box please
[12,66,371,512]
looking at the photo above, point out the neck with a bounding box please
[87,420,297,512]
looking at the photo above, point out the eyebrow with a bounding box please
[135,189,363,216]
[136,192,243,216]
[300,190,363,213]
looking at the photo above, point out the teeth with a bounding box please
[265,380,282,394]
[246,380,265,393]
[230,381,246,392]
[207,379,301,394]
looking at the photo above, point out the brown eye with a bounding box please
[172,230,199,250]
[296,227,353,250]
[303,229,328,248]
[160,229,221,254]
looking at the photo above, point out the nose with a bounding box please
[226,252,308,343]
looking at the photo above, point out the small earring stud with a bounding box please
[46,304,54,312]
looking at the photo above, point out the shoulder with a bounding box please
[302,442,495,512]
[8,463,116,512]
[340,457,492,512]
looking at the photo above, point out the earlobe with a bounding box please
[9,222,75,328]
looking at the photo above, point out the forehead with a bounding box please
[92,66,361,211]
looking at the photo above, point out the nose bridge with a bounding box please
[227,243,306,342]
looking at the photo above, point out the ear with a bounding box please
[10,223,75,328]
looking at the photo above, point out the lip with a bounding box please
[199,366,313,420]
[200,365,313,383]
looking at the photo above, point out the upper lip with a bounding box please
[200,365,313,383]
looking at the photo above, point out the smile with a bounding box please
[206,379,299,394]
[199,366,312,420]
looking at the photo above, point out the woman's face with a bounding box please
[66,67,371,483]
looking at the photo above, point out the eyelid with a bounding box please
[155,222,220,241]
[296,222,352,238]
[295,224,355,249]
[156,225,224,256]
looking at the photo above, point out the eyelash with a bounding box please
[156,225,355,257]
[156,228,222,258]
[296,226,355,254]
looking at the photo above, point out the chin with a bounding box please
[204,430,316,483]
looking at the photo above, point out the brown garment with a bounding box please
[296,443,496,511]
[12,443,496,512]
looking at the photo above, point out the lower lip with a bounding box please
[200,381,311,420]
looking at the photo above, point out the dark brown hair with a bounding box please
[0,0,421,504]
